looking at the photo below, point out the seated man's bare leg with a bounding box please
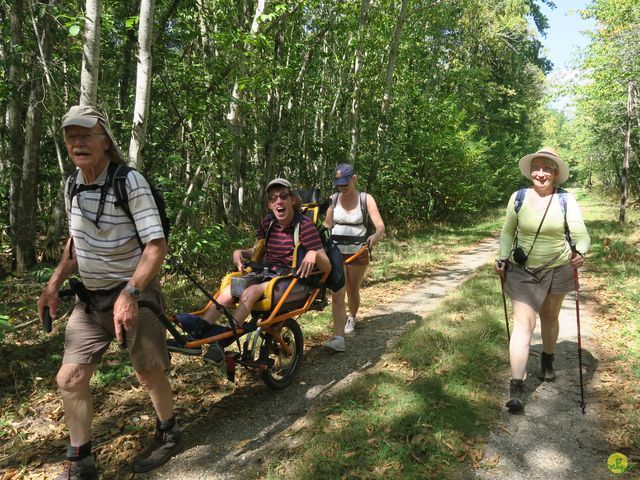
[233,282,270,325]
[201,286,234,323]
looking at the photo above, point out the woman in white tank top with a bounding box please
[322,163,385,352]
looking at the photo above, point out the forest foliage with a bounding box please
[1,0,554,272]
[548,0,639,215]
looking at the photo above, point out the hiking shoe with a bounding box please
[203,343,224,365]
[53,455,98,480]
[505,379,524,412]
[323,336,345,352]
[175,313,229,340]
[131,426,186,473]
[344,315,356,335]
[540,352,556,381]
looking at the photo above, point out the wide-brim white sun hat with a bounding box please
[518,147,569,185]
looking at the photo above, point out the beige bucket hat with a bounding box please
[61,105,126,164]
[518,147,569,184]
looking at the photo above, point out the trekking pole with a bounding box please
[497,261,510,342]
[571,244,586,414]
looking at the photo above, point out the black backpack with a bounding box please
[319,227,345,292]
[67,162,170,248]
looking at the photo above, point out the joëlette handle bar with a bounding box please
[42,288,74,333]
[344,241,370,265]
[40,289,175,351]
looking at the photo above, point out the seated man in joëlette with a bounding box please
[177,178,330,340]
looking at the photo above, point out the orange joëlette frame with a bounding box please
[344,242,370,265]
[176,201,328,349]
[178,270,329,349]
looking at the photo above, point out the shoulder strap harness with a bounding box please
[514,187,572,244]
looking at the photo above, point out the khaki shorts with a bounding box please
[63,277,170,372]
[504,262,575,312]
[341,249,370,266]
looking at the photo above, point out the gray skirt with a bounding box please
[503,262,575,312]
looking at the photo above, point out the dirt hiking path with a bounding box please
[474,275,615,479]
[144,238,615,479]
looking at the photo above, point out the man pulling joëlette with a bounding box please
[37,105,184,479]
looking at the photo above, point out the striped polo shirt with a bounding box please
[65,164,165,290]
[258,214,323,267]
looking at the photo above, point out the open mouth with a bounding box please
[275,206,286,214]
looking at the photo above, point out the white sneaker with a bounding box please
[323,336,345,352]
[344,315,356,335]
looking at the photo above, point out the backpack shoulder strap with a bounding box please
[264,217,275,244]
[330,192,339,209]
[293,211,304,247]
[294,222,300,246]
[514,188,527,214]
[66,169,81,205]
[112,164,133,221]
[556,187,568,215]
[110,164,147,249]
[359,191,368,222]
[556,187,572,244]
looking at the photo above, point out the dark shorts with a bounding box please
[504,262,575,312]
[63,277,170,372]
[341,250,370,266]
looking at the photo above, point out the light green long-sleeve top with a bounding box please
[499,189,591,269]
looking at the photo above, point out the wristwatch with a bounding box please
[124,284,141,299]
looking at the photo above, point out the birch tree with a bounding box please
[129,0,156,168]
[79,0,102,106]
[619,82,633,224]
[369,0,409,187]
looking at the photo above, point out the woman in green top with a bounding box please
[495,147,590,412]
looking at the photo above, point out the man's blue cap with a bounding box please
[333,163,355,186]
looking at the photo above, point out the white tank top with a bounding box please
[332,194,367,254]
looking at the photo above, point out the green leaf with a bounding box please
[68,24,81,36]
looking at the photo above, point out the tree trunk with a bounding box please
[349,0,371,165]
[119,28,137,112]
[15,3,54,272]
[7,0,25,268]
[30,0,66,261]
[226,0,266,223]
[619,81,633,224]
[80,0,102,106]
[368,0,409,189]
[129,0,155,169]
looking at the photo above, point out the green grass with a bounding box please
[573,191,640,450]
[264,266,507,479]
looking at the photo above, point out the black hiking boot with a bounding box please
[505,379,524,412]
[53,455,98,480]
[131,426,186,473]
[540,352,556,381]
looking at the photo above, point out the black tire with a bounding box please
[259,318,303,390]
